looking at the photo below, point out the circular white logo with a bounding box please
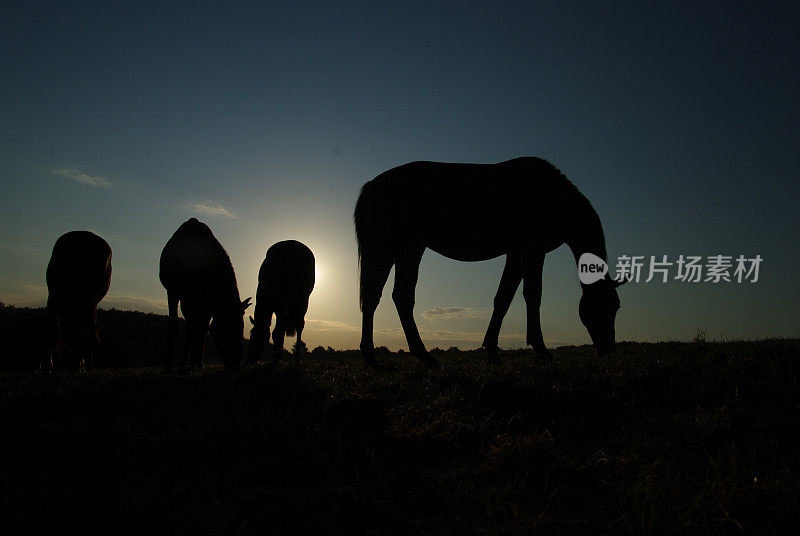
[577,253,608,284]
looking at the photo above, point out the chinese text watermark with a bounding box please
[577,254,763,284]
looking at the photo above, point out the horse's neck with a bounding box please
[563,193,608,264]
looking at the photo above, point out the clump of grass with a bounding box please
[694,325,708,344]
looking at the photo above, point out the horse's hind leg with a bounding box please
[190,314,209,370]
[42,298,57,373]
[359,253,393,367]
[522,252,553,360]
[482,252,523,362]
[393,248,439,369]
[183,314,208,374]
[270,314,286,368]
[163,293,179,374]
[294,319,305,368]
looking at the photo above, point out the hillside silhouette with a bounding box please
[0,302,364,371]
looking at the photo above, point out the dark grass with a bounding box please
[2,339,800,534]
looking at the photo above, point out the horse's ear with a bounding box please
[241,297,253,311]
[249,315,255,326]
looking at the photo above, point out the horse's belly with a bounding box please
[425,219,562,262]
[427,226,508,262]
[427,245,506,262]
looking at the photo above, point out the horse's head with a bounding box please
[579,275,627,356]
[210,297,252,368]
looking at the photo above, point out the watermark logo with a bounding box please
[577,252,608,284]
[614,254,763,283]
[577,254,763,284]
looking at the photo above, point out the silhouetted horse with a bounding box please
[354,157,626,368]
[160,218,251,373]
[44,231,112,372]
[247,240,315,367]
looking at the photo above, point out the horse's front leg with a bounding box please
[482,252,523,362]
[522,252,553,360]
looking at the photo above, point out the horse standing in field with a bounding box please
[247,240,315,367]
[160,218,251,373]
[354,157,627,368]
[44,230,112,373]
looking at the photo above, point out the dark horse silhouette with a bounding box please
[160,218,252,372]
[45,231,112,372]
[247,240,315,367]
[354,157,626,368]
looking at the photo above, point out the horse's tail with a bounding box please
[354,181,378,312]
[283,295,310,338]
[284,318,299,338]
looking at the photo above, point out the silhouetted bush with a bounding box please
[0,304,48,371]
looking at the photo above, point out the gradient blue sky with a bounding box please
[2,1,798,349]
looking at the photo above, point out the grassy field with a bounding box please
[2,339,800,534]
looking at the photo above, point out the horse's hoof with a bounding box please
[484,346,501,363]
[422,356,441,369]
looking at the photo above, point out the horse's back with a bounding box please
[160,218,234,297]
[355,158,575,259]
[258,240,315,302]
[47,231,112,307]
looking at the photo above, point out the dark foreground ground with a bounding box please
[2,339,800,535]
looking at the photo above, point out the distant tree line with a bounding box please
[0,302,191,371]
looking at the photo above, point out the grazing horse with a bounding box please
[354,157,626,368]
[247,240,315,367]
[160,218,252,372]
[45,231,112,372]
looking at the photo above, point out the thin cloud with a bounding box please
[184,200,237,219]
[422,306,485,321]
[306,318,360,332]
[51,167,113,188]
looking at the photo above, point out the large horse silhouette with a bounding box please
[45,231,112,372]
[247,240,315,367]
[354,157,626,368]
[160,218,251,372]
